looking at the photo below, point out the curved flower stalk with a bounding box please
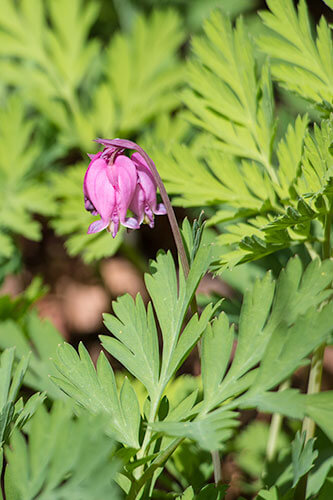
[92,138,191,278]
[83,143,166,237]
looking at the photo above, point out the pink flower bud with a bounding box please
[83,150,139,237]
[129,153,167,228]
[83,143,166,237]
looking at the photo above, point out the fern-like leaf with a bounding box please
[258,0,333,104]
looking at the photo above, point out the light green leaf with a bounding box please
[106,10,185,134]
[276,115,309,199]
[151,409,239,451]
[258,0,333,103]
[52,342,141,448]
[144,244,212,389]
[296,119,333,199]
[102,295,159,399]
[201,257,333,413]
[0,95,56,251]
[4,401,120,500]
[201,314,234,406]
[185,11,276,178]
[177,486,194,500]
[0,348,44,448]
[306,392,333,442]
[0,311,65,399]
[246,303,333,393]
[103,241,213,416]
[291,431,318,487]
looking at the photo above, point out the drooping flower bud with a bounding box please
[83,149,139,237]
[83,140,166,237]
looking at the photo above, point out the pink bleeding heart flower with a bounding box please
[83,149,139,237]
[129,152,167,227]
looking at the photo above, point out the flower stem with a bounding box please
[265,379,290,463]
[127,438,184,500]
[302,343,326,440]
[133,145,190,278]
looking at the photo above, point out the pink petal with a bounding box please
[85,158,116,221]
[83,152,103,199]
[131,153,157,210]
[122,217,141,230]
[111,155,138,223]
[154,203,167,215]
[108,215,121,238]
[87,219,109,234]
[129,185,145,224]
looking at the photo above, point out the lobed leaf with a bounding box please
[52,342,141,448]
[4,401,120,500]
[258,0,333,103]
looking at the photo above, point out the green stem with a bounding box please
[265,379,291,462]
[322,210,332,260]
[127,438,184,500]
[304,242,320,261]
[211,450,222,484]
[302,343,326,440]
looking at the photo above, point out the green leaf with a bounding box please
[102,242,214,422]
[234,421,288,480]
[0,348,44,448]
[184,11,276,177]
[0,3,185,150]
[256,486,293,500]
[197,483,228,499]
[102,295,159,400]
[52,342,141,448]
[0,95,57,253]
[246,302,333,394]
[177,486,194,500]
[106,10,185,134]
[275,115,309,199]
[145,245,212,387]
[150,409,239,451]
[0,0,101,150]
[200,256,333,415]
[307,432,333,497]
[4,401,120,500]
[156,146,277,212]
[306,392,333,442]
[296,119,333,199]
[291,431,318,487]
[258,0,333,103]
[0,311,65,399]
[201,313,234,406]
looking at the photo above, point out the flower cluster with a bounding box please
[83,144,166,237]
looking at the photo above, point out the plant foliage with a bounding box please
[4,402,120,500]
[153,0,333,270]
